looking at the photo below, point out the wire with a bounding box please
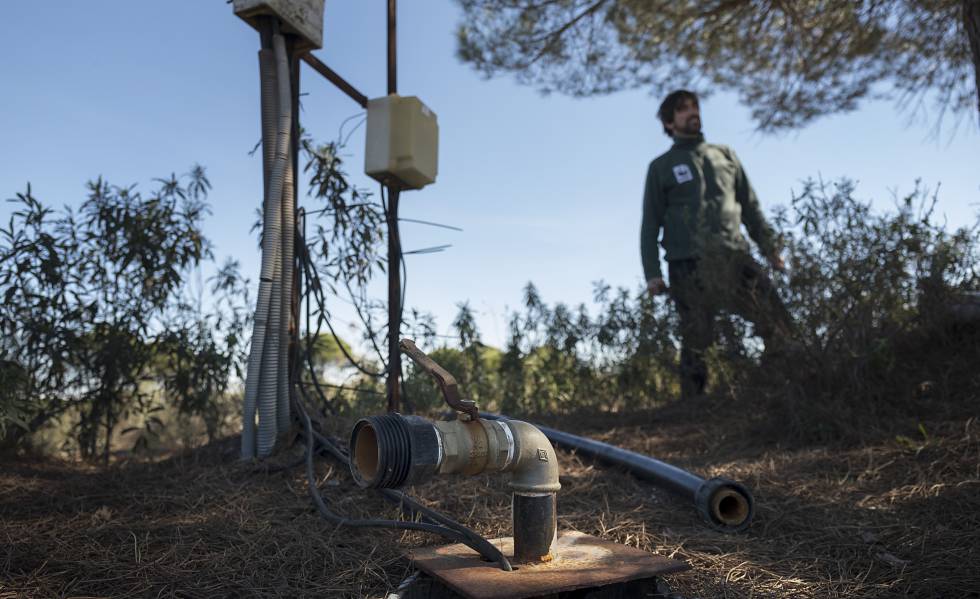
[293,276,510,568]
[302,202,376,218]
[386,571,421,599]
[380,183,409,409]
[292,385,512,571]
[402,244,452,255]
[298,240,387,377]
[336,111,366,143]
[340,116,367,148]
[297,379,384,396]
[379,184,405,314]
[398,217,463,232]
[293,308,508,569]
[341,275,388,365]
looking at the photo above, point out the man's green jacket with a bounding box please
[640,134,777,281]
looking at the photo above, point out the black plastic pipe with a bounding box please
[481,413,754,533]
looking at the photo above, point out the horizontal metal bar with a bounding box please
[301,52,369,108]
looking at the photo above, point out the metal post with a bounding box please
[387,0,397,96]
[385,0,401,413]
[386,187,401,413]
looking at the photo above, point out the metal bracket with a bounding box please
[399,338,478,420]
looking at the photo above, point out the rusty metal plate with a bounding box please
[408,531,689,599]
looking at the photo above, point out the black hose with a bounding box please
[481,412,755,533]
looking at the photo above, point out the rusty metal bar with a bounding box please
[300,53,368,108]
[400,339,478,419]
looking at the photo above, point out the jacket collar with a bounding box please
[672,133,705,149]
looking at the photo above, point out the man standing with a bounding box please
[641,90,794,399]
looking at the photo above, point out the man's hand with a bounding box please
[768,252,786,272]
[647,277,668,295]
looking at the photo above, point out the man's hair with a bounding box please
[658,90,699,137]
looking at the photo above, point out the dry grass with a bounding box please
[2,402,979,598]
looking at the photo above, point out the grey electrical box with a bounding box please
[365,95,439,190]
[233,0,325,50]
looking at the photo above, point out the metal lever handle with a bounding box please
[399,338,479,420]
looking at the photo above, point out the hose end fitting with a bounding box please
[350,414,441,489]
[694,477,754,532]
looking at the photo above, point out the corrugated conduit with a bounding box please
[242,28,292,459]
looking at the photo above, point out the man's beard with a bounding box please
[679,116,701,136]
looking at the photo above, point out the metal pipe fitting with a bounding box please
[349,413,561,562]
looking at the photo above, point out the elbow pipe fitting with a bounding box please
[349,414,560,562]
[502,419,560,493]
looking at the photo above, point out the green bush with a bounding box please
[394,178,978,443]
[0,170,249,460]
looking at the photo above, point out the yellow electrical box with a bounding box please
[365,95,438,190]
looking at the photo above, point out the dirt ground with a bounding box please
[2,401,979,598]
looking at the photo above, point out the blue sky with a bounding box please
[3,1,979,348]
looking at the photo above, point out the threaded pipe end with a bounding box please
[350,414,413,488]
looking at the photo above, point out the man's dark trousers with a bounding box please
[667,251,794,398]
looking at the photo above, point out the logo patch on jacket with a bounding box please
[672,164,693,184]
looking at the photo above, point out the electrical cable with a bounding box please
[379,184,405,319]
[380,183,407,410]
[294,258,508,568]
[386,571,421,599]
[340,116,367,148]
[298,241,387,377]
[342,275,388,366]
[295,355,498,560]
[297,380,385,396]
[336,111,366,142]
[293,384,512,571]
[402,244,451,255]
[398,238,411,411]
[303,415,509,569]
[398,217,463,232]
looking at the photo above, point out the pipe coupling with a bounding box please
[349,415,560,494]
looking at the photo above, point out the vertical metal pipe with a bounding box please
[386,187,401,413]
[512,493,557,563]
[387,0,397,95]
[385,0,400,412]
